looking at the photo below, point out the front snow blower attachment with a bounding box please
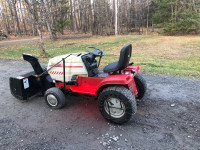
[10,54,54,100]
[10,44,147,124]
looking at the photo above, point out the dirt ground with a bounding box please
[0,59,200,150]
[0,36,43,47]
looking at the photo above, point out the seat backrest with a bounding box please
[117,44,132,70]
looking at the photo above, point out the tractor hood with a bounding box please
[48,53,86,64]
[47,53,88,82]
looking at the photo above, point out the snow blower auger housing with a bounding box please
[10,44,147,124]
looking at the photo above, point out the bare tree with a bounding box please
[0,0,156,37]
[19,0,28,35]
[115,0,118,35]
[10,0,22,36]
[24,0,45,56]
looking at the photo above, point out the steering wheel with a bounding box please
[86,46,105,57]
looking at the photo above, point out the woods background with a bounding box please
[0,0,199,39]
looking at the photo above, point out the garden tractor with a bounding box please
[10,44,147,124]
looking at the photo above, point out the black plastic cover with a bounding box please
[10,72,40,100]
[23,53,44,75]
[82,53,98,77]
[10,72,54,100]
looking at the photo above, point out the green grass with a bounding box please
[0,35,199,78]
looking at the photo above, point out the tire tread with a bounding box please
[134,73,147,100]
[98,86,137,124]
[45,87,66,109]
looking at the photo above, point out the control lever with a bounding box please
[129,62,134,65]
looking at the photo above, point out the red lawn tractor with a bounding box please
[10,44,147,124]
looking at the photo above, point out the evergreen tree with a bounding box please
[152,0,200,34]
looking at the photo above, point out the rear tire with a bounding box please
[134,73,147,100]
[44,87,66,109]
[98,86,137,124]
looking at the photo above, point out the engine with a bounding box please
[47,53,98,83]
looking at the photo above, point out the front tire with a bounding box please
[44,87,66,109]
[98,86,137,124]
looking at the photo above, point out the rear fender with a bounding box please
[124,65,140,73]
[96,84,129,96]
[96,74,138,96]
[69,75,133,95]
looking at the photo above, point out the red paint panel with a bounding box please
[49,71,63,75]
[55,65,139,97]
[124,65,140,73]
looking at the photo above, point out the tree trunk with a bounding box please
[8,1,17,35]
[24,0,45,56]
[19,0,27,35]
[0,0,9,36]
[51,0,57,39]
[38,0,46,56]
[70,0,74,31]
[152,21,154,32]
[73,0,79,31]
[37,24,46,57]
[88,0,93,34]
[115,0,118,35]
[10,0,21,36]
[46,20,55,40]
[192,0,197,12]
[146,0,149,35]
[41,0,55,40]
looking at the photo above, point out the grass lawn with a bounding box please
[0,35,199,78]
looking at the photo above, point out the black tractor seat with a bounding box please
[103,44,132,73]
